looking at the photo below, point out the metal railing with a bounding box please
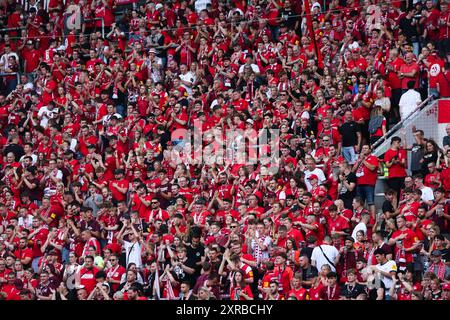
[0,27,27,33]
[372,95,434,154]
[0,72,21,85]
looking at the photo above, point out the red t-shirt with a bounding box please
[355,155,379,186]
[109,179,129,202]
[387,57,405,89]
[399,62,419,89]
[391,228,418,263]
[383,148,407,178]
[79,266,99,293]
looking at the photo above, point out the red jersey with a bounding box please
[391,228,419,263]
[79,266,99,293]
[383,148,407,178]
[355,155,379,186]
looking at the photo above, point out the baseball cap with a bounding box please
[246,119,254,125]
[443,283,450,291]
[317,189,327,197]
[149,48,156,54]
[204,236,216,245]
[308,174,318,180]
[155,3,163,10]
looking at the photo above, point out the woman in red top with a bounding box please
[229,270,253,300]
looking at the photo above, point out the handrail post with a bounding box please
[101,18,105,38]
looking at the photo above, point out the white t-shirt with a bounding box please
[399,89,421,120]
[38,107,59,128]
[179,71,196,95]
[304,168,327,191]
[194,0,211,13]
[311,244,339,272]
[123,240,143,269]
[420,186,434,203]
[375,260,397,289]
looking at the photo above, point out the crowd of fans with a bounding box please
[0,0,449,301]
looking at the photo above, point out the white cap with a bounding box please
[311,2,321,10]
[155,3,163,10]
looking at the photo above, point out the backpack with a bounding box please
[368,115,383,135]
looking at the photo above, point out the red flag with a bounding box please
[304,0,323,68]
[438,99,450,124]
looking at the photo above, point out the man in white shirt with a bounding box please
[0,44,19,72]
[117,221,143,269]
[369,248,397,299]
[238,54,260,76]
[195,0,211,13]
[399,80,422,121]
[304,158,326,191]
[414,173,434,205]
[179,63,196,96]
[311,236,340,272]
[37,101,59,128]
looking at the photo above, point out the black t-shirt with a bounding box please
[339,121,360,147]
[382,200,395,215]
[172,258,198,287]
[399,16,419,39]
[300,265,318,289]
[410,143,424,172]
[422,151,438,174]
[186,244,205,276]
[340,283,366,299]
[339,172,357,200]
[367,279,385,300]
[3,143,25,162]
[279,9,297,28]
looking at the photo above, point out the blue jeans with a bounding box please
[412,41,420,57]
[32,257,41,273]
[356,185,375,205]
[342,146,358,164]
[62,247,70,265]
[429,87,439,99]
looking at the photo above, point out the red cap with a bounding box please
[317,189,327,197]
[204,236,216,245]
[413,283,423,292]
[104,243,122,254]
[308,174,319,180]
[443,283,450,291]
